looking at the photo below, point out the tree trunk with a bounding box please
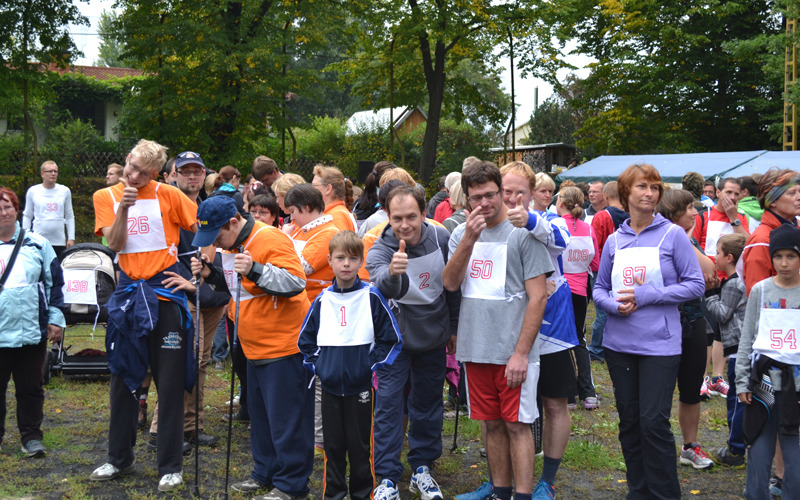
[419,74,444,183]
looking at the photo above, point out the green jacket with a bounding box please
[738,196,763,222]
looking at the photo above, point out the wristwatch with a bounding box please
[730,218,742,227]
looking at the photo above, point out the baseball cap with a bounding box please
[193,196,237,247]
[769,223,800,259]
[175,151,206,170]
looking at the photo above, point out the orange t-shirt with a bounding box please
[325,200,356,232]
[291,218,339,302]
[226,222,311,360]
[93,181,196,280]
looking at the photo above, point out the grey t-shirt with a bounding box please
[449,219,553,365]
[735,278,800,394]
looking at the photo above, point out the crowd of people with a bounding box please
[1,142,800,500]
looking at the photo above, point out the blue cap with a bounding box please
[176,151,205,170]
[193,196,237,247]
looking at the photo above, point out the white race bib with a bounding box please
[62,268,97,305]
[461,241,508,301]
[752,306,800,365]
[111,185,168,255]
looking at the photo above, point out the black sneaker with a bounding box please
[185,430,220,447]
[21,439,46,458]
[713,446,745,466]
[222,409,250,422]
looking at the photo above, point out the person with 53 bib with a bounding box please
[593,164,704,499]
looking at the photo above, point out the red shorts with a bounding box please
[463,361,539,423]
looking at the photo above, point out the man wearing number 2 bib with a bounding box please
[443,161,552,500]
[90,139,199,492]
[735,223,800,499]
[366,185,461,500]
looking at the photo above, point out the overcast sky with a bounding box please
[69,0,592,129]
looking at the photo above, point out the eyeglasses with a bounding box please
[468,189,501,205]
[250,210,272,217]
[178,169,204,177]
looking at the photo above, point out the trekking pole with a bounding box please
[450,391,460,452]
[193,248,202,497]
[222,245,244,500]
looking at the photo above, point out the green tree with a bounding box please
[0,0,88,173]
[563,0,784,155]
[524,97,576,145]
[95,10,137,68]
[332,0,564,182]
[114,0,344,168]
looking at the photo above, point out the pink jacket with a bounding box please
[562,213,600,296]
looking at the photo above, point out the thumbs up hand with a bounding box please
[119,177,138,209]
[234,250,254,276]
[389,239,409,277]
[507,193,529,228]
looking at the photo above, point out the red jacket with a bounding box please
[743,210,793,295]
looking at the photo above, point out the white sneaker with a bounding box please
[409,466,443,500]
[374,479,400,500]
[89,460,136,481]
[158,471,183,491]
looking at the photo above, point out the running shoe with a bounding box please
[410,466,443,500]
[374,479,400,500]
[584,397,600,410]
[455,481,493,500]
[708,376,729,397]
[712,446,745,466]
[679,442,714,469]
[700,376,711,401]
[532,479,556,499]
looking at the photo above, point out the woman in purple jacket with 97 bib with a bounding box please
[593,164,704,500]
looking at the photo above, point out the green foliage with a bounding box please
[561,0,783,155]
[294,117,349,162]
[95,10,137,68]
[523,97,577,146]
[331,0,564,182]
[113,0,349,169]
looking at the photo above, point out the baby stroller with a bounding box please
[44,243,117,383]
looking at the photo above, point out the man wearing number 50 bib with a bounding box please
[90,140,199,492]
[443,161,552,500]
[366,185,461,500]
[735,224,800,499]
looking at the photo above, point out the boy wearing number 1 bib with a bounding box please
[298,231,402,500]
[735,223,800,499]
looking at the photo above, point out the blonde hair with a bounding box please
[40,160,57,172]
[500,161,536,191]
[313,164,354,209]
[534,172,555,191]
[558,186,584,219]
[205,173,219,195]
[130,139,168,174]
[271,173,306,197]
[379,167,416,187]
[449,181,466,209]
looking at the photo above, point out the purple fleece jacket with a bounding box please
[593,214,704,356]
